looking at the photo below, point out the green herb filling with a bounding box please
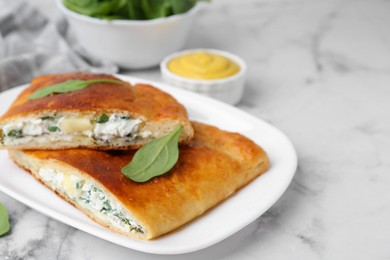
[7,129,23,138]
[48,126,60,132]
[96,114,109,123]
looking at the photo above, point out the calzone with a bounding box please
[0,73,193,150]
[8,122,270,240]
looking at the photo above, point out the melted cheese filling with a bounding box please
[38,167,143,234]
[59,118,94,133]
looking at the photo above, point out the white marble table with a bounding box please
[1,0,390,259]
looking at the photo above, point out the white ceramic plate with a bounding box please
[0,75,297,255]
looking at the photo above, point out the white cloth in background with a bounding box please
[0,0,118,91]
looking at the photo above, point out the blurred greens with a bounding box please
[63,0,208,20]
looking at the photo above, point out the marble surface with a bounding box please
[1,0,390,259]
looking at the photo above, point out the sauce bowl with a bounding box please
[56,0,206,69]
[161,49,247,105]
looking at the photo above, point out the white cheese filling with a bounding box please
[1,114,151,145]
[3,119,53,136]
[38,167,143,234]
[94,115,142,140]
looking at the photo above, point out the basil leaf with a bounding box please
[0,203,10,236]
[63,0,127,17]
[127,0,146,19]
[121,125,183,182]
[170,0,198,14]
[29,79,123,100]
[63,0,207,20]
[141,0,173,19]
[96,114,109,123]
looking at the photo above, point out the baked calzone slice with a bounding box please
[0,72,193,150]
[8,122,270,240]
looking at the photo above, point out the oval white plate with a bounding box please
[0,75,297,255]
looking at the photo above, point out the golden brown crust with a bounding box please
[9,122,270,239]
[0,72,188,121]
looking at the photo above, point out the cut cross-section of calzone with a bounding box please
[8,122,270,240]
[0,72,193,150]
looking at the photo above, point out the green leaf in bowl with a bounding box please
[63,0,208,20]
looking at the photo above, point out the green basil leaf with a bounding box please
[29,79,123,100]
[127,0,146,19]
[63,0,208,20]
[64,0,127,17]
[121,125,183,182]
[0,203,10,236]
[141,0,173,19]
[96,114,109,123]
[170,0,197,14]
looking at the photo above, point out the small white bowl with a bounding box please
[160,49,247,105]
[56,0,206,69]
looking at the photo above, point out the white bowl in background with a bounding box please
[56,0,206,69]
[160,49,247,105]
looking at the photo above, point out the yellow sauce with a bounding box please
[168,51,240,80]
